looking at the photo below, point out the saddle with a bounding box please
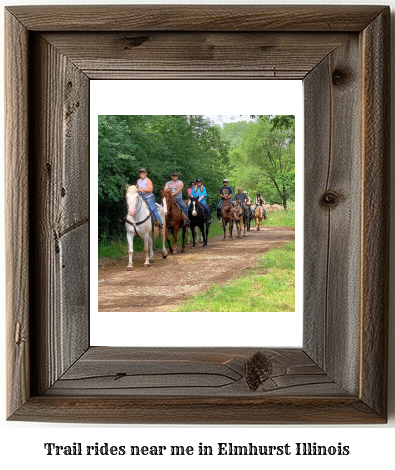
[166,199,188,227]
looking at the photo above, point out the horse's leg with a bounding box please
[229,221,233,240]
[172,225,179,254]
[181,226,186,252]
[222,219,227,241]
[165,227,173,253]
[202,222,207,247]
[191,223,196,248]
[126,231,134,271]
[160,226,168,258]
[149,234,154,263]
[142,234,151,267]
[187,227,191,244]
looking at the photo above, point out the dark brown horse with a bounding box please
[221,200,241,241]
[161,189,187,254]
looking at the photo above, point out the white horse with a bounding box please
[125,185,167,271]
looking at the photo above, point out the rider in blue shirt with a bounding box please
[191,178,212,224]
[217,179,233,219]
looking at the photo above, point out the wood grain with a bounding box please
[360,9,390,418]
[6,5,385,32]
[5,5,389,424]
[30,34,90,395]
[304,35,362,395]
[5,10,30,418]
[43,32,351,80]
[46,347,344,397]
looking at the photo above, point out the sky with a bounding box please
[204,115,253,126]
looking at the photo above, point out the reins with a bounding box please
[165,196,182,224]
[125,196,153,238]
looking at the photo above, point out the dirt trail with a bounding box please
[98,226,295,312]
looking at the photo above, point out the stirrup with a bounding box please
[185,218,190,226]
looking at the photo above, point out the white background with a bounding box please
[90,80,304,347]
[1,0,394,469]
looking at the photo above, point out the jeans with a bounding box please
[141,193,163,224]
[200,201,211,219]
[174,197,189,218]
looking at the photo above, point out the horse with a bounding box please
[245,204,253,232]
[185,198,202,244]
[161,189,187,254]
[237,203,252,237]
[188,197,209,248]
[233,200,243,239]
[124,185,168,271]
[220,199,241,241]
[254,205,264,231]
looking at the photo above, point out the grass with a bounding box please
[98,219,225,259]
[98,208,295,260]
[175,241,295,312]
[259,208,295,227]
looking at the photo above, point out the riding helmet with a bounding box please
[256,193,260,196]
[223,178,228,183]
[197,177,203,182]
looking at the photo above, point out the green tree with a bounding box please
[98,115,229,241]
[223,116,295,208]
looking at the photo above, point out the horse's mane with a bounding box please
[255,206,264,216]
[126,185,138,195]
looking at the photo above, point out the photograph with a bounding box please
[97,114,296,313]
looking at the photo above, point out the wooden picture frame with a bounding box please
[5,5,389,423]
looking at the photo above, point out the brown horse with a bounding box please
[221,200,241,241]
[161,189,187,254]
[254,205,264,231]
[233,200,243,239]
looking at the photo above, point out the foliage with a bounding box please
[98,115,229,240]
[222,116,295,208]
[175,241,295,312]
[98,114,295,243]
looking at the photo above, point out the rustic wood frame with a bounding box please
[5,5,389,424]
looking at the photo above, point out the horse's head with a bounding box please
[126,185,139,217]
[234,200,243,218]
[189,197,199,217]
[161,189,173,215]
[230,205,241,221]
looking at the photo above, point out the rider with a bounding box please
[217,178,234,219]
[136,168,163,228]
[164,172,190,225]
[191,177,212,224]
[233,187,247,207]
[234,187,250,219]
[252,192,267,219]
[187,181,196,197]
[245,190,253,219]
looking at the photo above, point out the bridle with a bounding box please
[125,193,151,237]
[163,192,182,223]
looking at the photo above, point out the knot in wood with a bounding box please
[332,68,348,87]
[321,190,340,207]
[246,351,273,391]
